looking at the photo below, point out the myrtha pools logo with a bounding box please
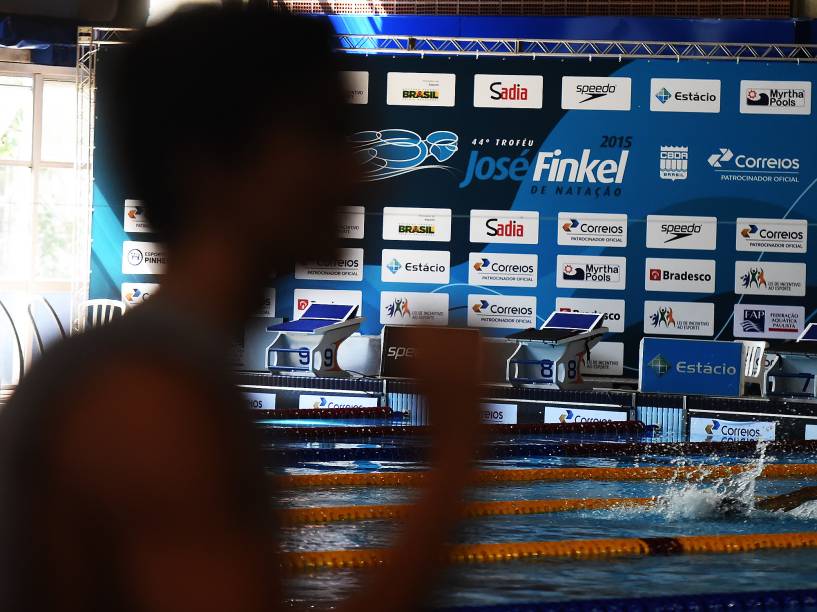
[741,267,767,289]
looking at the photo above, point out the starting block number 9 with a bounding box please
[298,348,336,369]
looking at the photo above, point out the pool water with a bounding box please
[277,451,817,609]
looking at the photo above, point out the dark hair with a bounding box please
[106,6,344,243]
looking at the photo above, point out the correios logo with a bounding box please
[473,258,489,271]
[708,147,800,183]
[740,224,758,238]
[559,409,575,423]
[471,299,532,316]
[741,267,767,289]
[650,307,677,328]
[705,420,720,435]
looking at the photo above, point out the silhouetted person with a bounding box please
[0,7,482,611]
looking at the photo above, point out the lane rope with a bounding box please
[280,497,654,525]
[279,531,817,571]
[276,463,817,488]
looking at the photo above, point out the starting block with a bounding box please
[506,311,607,389]
[265,304,362,377]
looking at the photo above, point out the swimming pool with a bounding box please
[275,450,817,609]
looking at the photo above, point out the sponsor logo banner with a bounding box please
[336,206,365,239]
[123,199,152,233]
[644,301,714,337]
[254,288,276,318]
[122,241,168,275]
[460,147,629,195]
[646,215,717,250]
[735,218,807,253]
[382,207,452,242]
[734,261,806,296]
[555,297,625,333]
[708,147,800,183]
[557,212,628,247]
[473,74,543,109]
[480,402,518,424]
[379,291,449,326]
[740,80,811,115]
[556,255,627,290]
[806,424,817,441]
[544,406,627,424]
[733,304,804,340]
[640,337,742,396]
[243,391,276,410]
[299,394,380,409]
[293,289,362,315]
[381,248,450,284]
[560,76,632,111]
[295,248,364,282]
[467,294,537,329]
[659,145,688,181]
[470,209,539,244]
[689,417,776,442]
[352,128,458,182]
[469,252,538,288]
[645,258,716,293]
[650,78,721,113]
[386,72,456,107]
[121,282,159,308]
[340,70,369,105]
[582,341,625,376]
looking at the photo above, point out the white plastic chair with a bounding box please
[28,296,67,354]
[0,298,24,402]
[740,340,769,397]
[76,299,126,332]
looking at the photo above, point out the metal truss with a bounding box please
[338,35,817,61]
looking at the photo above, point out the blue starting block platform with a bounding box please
[506,311,608,389]
[266,304,363,378]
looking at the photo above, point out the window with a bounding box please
[0,64,80,386]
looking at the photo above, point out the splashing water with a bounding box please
[654,443,770,521]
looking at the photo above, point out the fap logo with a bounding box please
[742,309,765,333]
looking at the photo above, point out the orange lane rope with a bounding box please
[280,497,654,525]
[276,463,817,489]
[280,531,817,571]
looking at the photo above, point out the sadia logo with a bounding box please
[708,147,800,183]
[742,309,766,333]
[474,75,543,109]
[741,267,767,289]
[650,307,677,328]
[648,354,671,376]
[470,210,539,245]
[487,218,524,238]
[490,81,528,101]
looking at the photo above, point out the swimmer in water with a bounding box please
[716,485,817,517]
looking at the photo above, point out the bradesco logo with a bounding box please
[643,301,714,337]
[735,261,806,297]
[708,148,800,183]
[557,212,627,247]
[473,74,543,109]
[555,297,625,333]
[736,218,807,253]
[740,80,811,115]
[544,406,627,424]
[650,78,720,113]
[381,249,450,284]
[560,76,632,111]
[645,215,717,250]
[690,417,776,442]
[467,294,536,329]
[468,253,538,288]
[459,146,629,197]
[292,289,362,315]
[294,248,364,281]
[470,210,539,244]
[299,394,380,409]
[379,291,449,326]
[733,304,804,340]
[556,255,627,290]
[645,258,716,294]
[386,72,456,107]
[382,207,452,242]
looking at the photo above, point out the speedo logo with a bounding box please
[387,346,416,359]
[661,223,702,243]
[459,148,629,189]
